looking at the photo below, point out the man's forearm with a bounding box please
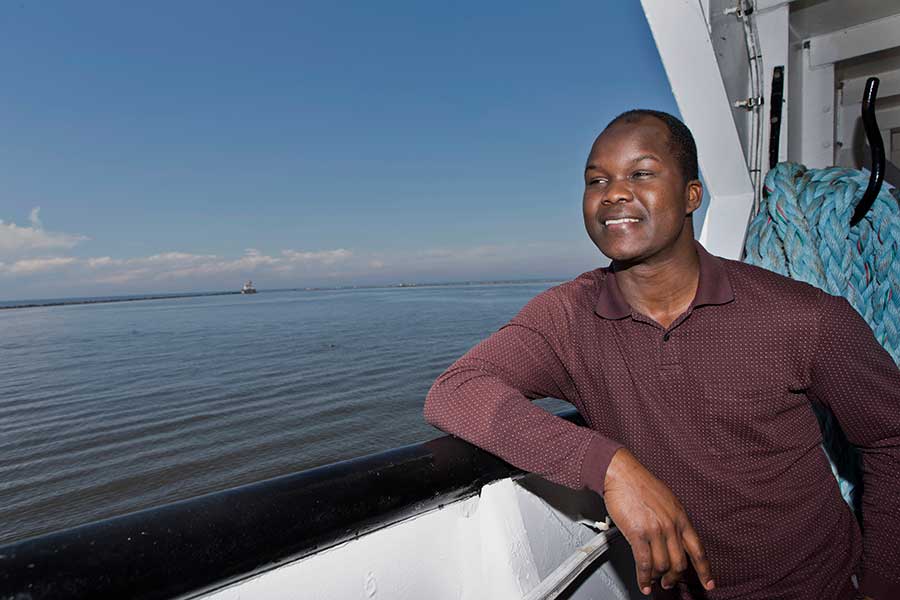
[425,359,620,492]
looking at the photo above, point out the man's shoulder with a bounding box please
[537,268,606,309]
[512,269,606,326]
[717,255,828,311]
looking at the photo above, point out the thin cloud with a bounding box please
[282,248,352,265]
[7,257,78,275]
[29,207,42,228]
[1,246,357,287]
[0,207,89,255]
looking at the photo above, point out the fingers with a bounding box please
[635,523,683,595]
[631,539,655,596]
[681,522,715,591]
[602,452,713,595]
[660,528,688,589]
[648,529,671,580]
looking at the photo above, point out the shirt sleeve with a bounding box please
[424,289,622,495]
[807,293,900,600]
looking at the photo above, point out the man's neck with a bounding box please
[612,239,700,329]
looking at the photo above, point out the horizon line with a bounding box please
[0,277,568,311]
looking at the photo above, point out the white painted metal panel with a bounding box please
[787,26,804,164]
[837,101,900,169]
[807,14,900,68]
[708,0,752,153]
[796,46,836,168]
[841,70,900,107]
[756,0,792,12]
[756,6,791,173]
[873,104,900,132]
[790,0,900,40]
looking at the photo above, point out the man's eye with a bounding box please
[633,170,653,178]
[588,177,607,186]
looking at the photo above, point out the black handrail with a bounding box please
[0,409,585,600]
[850,77,885,227]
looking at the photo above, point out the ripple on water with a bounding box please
[0,283,555,544]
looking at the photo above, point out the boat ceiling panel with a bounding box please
[789,0,900,39]
[838,46,900,86]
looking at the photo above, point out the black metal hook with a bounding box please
[850,77,884,227]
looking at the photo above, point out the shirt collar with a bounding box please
[594,241,734,320]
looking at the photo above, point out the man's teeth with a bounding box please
[604,218,640,225]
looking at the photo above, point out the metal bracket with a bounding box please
[723,0,753,18]
[733,96,765,110]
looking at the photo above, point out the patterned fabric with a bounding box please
[424,242,900,600]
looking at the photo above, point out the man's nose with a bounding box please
[601,180,633,205]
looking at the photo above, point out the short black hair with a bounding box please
[605,109,699,184]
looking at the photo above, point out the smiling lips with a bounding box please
[603,217,642,227]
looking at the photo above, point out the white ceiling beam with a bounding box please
[841,70,900,107]
[755,0,793,13]
[807,13,900,68]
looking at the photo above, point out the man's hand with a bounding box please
[603,448,715,596]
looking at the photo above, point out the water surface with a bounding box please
[0,283,567,544]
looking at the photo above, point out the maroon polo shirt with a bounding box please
[424,242,900,600]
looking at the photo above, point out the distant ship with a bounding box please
[240,280,257,294]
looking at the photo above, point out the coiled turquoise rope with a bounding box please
[743,162,900,510]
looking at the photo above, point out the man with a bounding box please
[424,110,900,600]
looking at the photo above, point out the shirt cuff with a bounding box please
[580,434,623,496]
[859,569,900,600]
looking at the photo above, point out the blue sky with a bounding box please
[0,1,680,299]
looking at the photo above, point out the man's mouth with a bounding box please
[603,217,642,227]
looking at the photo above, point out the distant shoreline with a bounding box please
[0,291,241,311]
[0,279,563,311]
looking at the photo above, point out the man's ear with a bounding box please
[685,179,703,214]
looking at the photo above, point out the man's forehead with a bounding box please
[589,117,671,157]
[585,153,662,171]
[597,115,668,143]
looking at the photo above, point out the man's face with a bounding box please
[582,117,702,264]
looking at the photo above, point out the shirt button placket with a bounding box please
[660,330,679,367]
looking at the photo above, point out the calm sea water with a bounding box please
[0,283,568,545]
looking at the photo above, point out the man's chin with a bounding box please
[594,242,646,265]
